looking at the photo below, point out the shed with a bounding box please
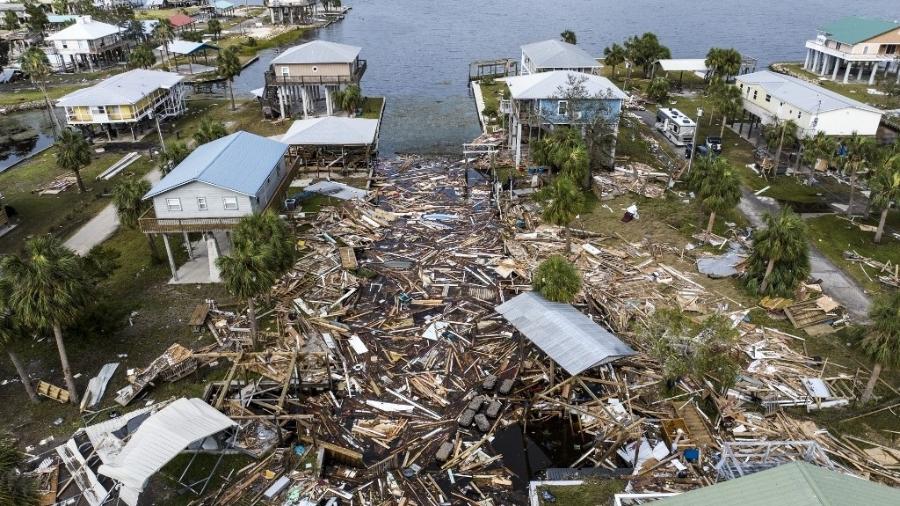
[653,461,900,506]
[495,292,635,376]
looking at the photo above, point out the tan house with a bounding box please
[803,16,900,84]
[56,69,186,139]
[264,39,366,119]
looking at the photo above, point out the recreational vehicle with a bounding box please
[655,107,696,146]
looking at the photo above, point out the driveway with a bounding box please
[739,188,872,322]
[65,169,161,255]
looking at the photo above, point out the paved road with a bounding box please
[739,188,872,322]
[65,169,161,255]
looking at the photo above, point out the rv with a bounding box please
[655,107,696,146]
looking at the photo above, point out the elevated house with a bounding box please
[265,0,318,25]
[520,39,601,75]
[56,69,186,139]
[734,70,883,138]
[264,39,366,119]
[45,15,126,71]
[141,131,291,281]
[168,13,197,33]
[804,16,900,84]
[280,116,380,172]
[501,70,626,167]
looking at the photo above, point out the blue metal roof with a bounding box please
[144,131,288,199]
[213,0,235,9]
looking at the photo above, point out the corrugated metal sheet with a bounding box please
[520,39,600,70]
[271,40,361,65]
[655,461,900,506]
[495,292,635,376]
[505,71,627,100]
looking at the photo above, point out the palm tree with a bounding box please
[193,118,227,145]
[0,296,38,403]
[231,212,295,274]
[128,44,156,69]
[532,255,581,303]
[711,84,742,137]
[744,207,810,296]
[1,236,90,405]
[860,291,900,403]
[217,47,241,110]
[159,141,189,174]
[868,148,900,243]
[763,119,798,176]
[603,43,627,78]
[697,157,742,234]
[0,432,38,505]
[217,240,274,350]
[112,177,158,259]
[56,129,92,193]
[800,131,837,183]
[207,18,222,40]
[841,133,875,217]
[646,77,670,103]
[152,21,174,64]
[536,175,585,252]
[336,84,362,116]
[560,30,577,45]
[3,10,18,30]
[20,47,60,136]
[705,47,742,81]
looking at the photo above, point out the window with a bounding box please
[752,90,758,100]
[797,111,802,119]
[765,94,771,102]
[280,66,289,76]
[223,197,239,210]
[197,197,208,211]
[312,66,318,72]
[557,100,568,116]
[739,83,743,90]
[166,198,182,211]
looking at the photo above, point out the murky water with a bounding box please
[0,109,58,172]
[235,0,896,155]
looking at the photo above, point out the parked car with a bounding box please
[705,136,722,154]
[684,143,710,159]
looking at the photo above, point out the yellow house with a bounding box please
[56,69,186,139]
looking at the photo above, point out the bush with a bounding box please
[532,255,581,303]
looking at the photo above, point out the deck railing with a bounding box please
[138,208,243,233]
[266,60,367,86]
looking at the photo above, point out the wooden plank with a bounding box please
[188,302,210,327]
[339,247,358,270]
[37,381,70,403]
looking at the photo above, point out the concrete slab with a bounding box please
[169,231,231,284]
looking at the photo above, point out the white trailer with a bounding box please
[655,107,696,146]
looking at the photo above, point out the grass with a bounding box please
[361,96,385,119]
[0,85,84,108]
[805,214,900,296]
[537,479,626,505]
[779,63,900,110]
[0,149,156,254]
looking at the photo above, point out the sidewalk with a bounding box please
[64,169,161,255]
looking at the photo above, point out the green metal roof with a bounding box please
[820,16,899,45]
[654,462,900,506]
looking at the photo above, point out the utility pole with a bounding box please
[151,111,167,155]
[685,108,703,175]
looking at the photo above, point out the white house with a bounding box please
[735,70,883,137]
[520,39,601,75]
[803,16,900,85]
[141,131,291,280]
[45,15,125,71]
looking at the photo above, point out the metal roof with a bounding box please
[47,14,77,23]
[56,69,183,107]
[657,58,708,72]
[654,462,900,506]
[505,70,627,100]
[212,0,234,8]
[495,292,635,376]
[521,39,601,70]
[271,39,362,65]
[736,70,882,114]
[144,131,288,199]
[46,16,120,41]
[157,39,218,56]
[819,16,899,45]
[280,117,379,146]
[168,13,195,27]
[305,181,368,200]
[97,398,236,505]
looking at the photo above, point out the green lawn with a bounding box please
[361,96,385,119]
[0,85,83,108]
[537,479,626,506]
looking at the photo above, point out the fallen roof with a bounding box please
[495,292,636,376]
[281,116,379,146]
[46,16,120,41]
[305,180,368,200]
[158,39,219,56]
[653,461,900,506]
[168,13,195,27]
[504,70,627,100]
[521,39,600,70]
[97,398,236,506]
[56,69,184,107]
[271,39,362,65]
[819,16,900,45]
[144,131,288,199]
[736,70,882,114]
[656,58,708,72]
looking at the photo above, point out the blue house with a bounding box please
[503,70,626,168]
